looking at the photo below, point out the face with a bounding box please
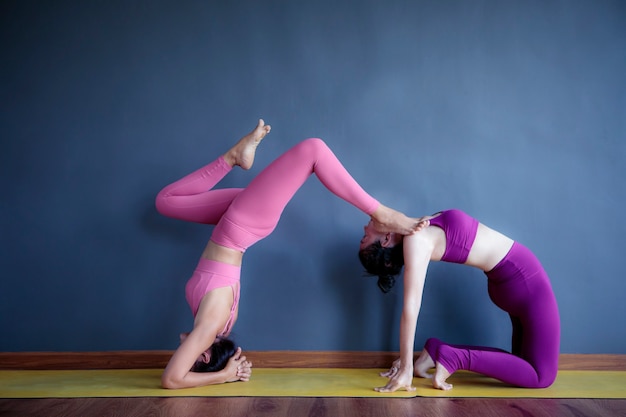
[359,220,387,250]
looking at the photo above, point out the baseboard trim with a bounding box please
[1,351,624,371]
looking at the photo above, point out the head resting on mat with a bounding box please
[358,221,404,293]
[191,336,237,373]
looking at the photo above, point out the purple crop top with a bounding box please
[428,209,479,264]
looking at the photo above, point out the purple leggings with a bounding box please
[156,138,379,251]
[425,242,560,388]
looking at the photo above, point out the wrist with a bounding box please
[217,368,230,384]
[399,363,413,373]
[398,357,413,371]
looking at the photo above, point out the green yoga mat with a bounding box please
[1,368,624,399]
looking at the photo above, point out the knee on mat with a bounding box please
[535,371,557,389]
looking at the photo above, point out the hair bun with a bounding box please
[377,275,396,293]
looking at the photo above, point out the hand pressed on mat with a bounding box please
[375,359,416,393]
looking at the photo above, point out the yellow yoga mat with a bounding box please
[0,368,624,399]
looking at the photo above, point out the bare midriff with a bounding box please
[201,240,243,266]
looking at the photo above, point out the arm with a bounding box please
[161,288,250,389]
[375,232,433,392]
[162,325,226,388]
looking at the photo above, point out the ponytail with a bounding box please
[377,275,396,293]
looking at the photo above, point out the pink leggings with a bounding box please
[155,138,379,251]
[425,243,560,388]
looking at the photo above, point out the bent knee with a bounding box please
[528,364,558,388]
[155,190,180,218]
[155,191,170,216]
[535,372,557,388]
[297,137,327,154]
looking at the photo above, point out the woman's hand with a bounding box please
[375,367,416,393]
[380,358,402,378]
[223,347,253,382]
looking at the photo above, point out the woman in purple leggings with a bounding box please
[155,119,422,389]
[359,209,560,392]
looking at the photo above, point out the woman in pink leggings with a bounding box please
[359,209,560,392]
[155,119,422,389]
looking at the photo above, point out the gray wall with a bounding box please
[1,0,625,354]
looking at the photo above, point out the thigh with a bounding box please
[518,277,560,375]
[160,188,242,224]
[510,315,523,357]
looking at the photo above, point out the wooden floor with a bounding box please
[1,351,625,417]
[1,397,625,417]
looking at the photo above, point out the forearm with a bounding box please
[398,303,420,370]
[161,325,225,389]
[162,369,227,389]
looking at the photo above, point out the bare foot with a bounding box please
[224,119,271,169]
[371,204,424,235]
[432,362,453,390]
[414,350,435,378]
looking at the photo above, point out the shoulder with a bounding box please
[403,227,437,255]
[438,209,472,220]
[404,224,446,262]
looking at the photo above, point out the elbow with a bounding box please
[161,372,183,390]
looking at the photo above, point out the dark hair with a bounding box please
[358,240,404,293]
[191,336,237,373]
